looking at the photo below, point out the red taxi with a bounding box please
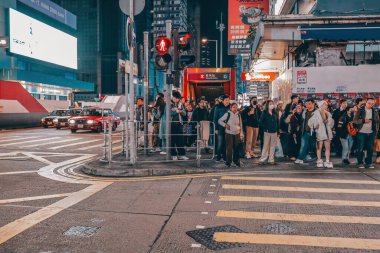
[53,109,82,129]
[68,107,119,133]
[40,109,69,128]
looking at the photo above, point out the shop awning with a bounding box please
[300,24,380,41]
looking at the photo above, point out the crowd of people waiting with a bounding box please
[143,91,380,169]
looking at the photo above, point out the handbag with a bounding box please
[375,139,380,152]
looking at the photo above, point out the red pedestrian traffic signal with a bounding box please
[155,37,172,55]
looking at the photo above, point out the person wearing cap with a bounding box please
[213,95,230,162]
[241,96,261,159]
[308,100,334,168]
[170,91,189,160]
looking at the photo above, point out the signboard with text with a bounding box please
[18,0,77,29]
[188,72,230,82]
[228,0,269,55]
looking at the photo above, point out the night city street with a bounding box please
[1,0,380,252]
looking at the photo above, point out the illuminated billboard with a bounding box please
[9,8,77,69]
[228,0,269,55]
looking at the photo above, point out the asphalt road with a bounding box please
[1,127,380,253]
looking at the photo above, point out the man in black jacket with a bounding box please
[213,95,230,162]
[353,97,379,168]
[241,96,261,158]
[333,99,349,163]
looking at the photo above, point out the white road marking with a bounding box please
[23,153,54,165]
[49,139,101,150]
[77,140,122,150]
[196,225,205,229]
[0,193,72,204]
[0,170,37,175]
[205,201,212,204]
[208,192,214,194]
[0,182,112,245]
[0,137,61,147]
[191,244,201,248]
[210,184,216,187]
[212,178,218,181]
[23,138,83,148]
[201,212,209,215]
[0,136,37,143]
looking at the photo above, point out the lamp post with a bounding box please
[201,38,218,68]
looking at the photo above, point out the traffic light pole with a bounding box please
[143,31,149,155]
[165,20,172,161]
[129,0,136,164]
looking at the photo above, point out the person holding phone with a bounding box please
[353,97,379,168]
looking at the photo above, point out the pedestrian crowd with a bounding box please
[143,91,380,169]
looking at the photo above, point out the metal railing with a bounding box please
[101,120,215,167]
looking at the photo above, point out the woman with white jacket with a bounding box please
[308,100,334,168]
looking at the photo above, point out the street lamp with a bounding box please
[201,38,218,68]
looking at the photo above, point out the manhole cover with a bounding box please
[263,222,296,234]
[64,226,100,237]
[186,225,245,250]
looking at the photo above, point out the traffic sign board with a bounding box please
[119,0,145,15]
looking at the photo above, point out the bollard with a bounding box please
[196,123,201,168]
[108,121,112,163]
[122,121,126,155]
[103,120,108,161]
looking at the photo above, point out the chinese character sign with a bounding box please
[228,0,269,55]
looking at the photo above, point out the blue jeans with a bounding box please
[340,136,353,161]
[357,132,375,165]
[297,132,311,161]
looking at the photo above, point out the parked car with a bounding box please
[41,109,69,128]
[68,107,119,133]
[53,109,82,129]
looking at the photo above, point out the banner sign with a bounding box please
[18,0,77,29]
[228,0,269,55]
[242,72,276,82]
[188,73,230,82]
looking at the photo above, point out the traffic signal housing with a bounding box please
[154,37,172,70]
[174,31,196,71]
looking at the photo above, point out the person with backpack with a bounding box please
[241,96,261,159]
[258,100,279,164]
[308,100,334,168]
[353,97,379,169]
[218,102,244,167]
[334,99,353,165]
[213,95,230,162]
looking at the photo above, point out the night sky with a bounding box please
[200,0,234,68]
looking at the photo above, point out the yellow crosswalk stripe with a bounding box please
[222,184,380,194]
[221,176,380,185]
[219,195,380,207]
[216,210,380,225]
[213,233,380,250]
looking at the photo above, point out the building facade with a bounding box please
[0,0,94,102]
[249,0,380,105]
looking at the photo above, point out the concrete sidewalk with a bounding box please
[81,152,379,177]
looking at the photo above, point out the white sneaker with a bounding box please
[160,152,167,155]
[317,160,324,168]
[294,159,304,164]
[324,161,334,169]
[178,156,189,160]
[155,148,162,152]
[245,153,251,159]
[172,156,178,160]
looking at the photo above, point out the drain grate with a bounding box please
[186,225,245,250]
[263,222,296,234]
[64,226,100,237]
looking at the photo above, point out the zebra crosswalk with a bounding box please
[209,173,380,251]
[0,134,123,152]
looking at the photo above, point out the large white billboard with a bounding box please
[9,8,77,69]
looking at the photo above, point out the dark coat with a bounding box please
[259,110,279,134]
[241,105,261,128]
[213,104,229,131]
[353,107,379,134]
